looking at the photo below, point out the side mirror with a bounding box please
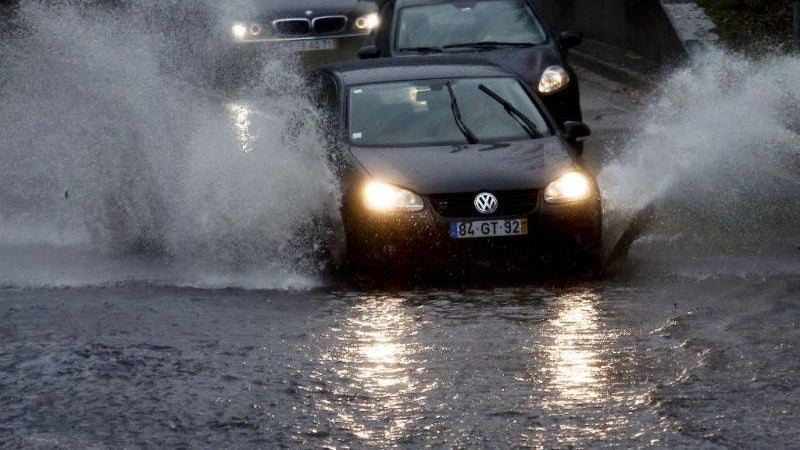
[558,31,583,50]
[358,45,380,59]
[563,121,590,156]
[563,121,591,140]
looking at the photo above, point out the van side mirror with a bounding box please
[358,45,380,59]
[558,31,583,50]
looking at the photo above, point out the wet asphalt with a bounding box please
[1,65,799,449]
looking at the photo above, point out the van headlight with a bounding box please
[538,65,570,94]
[544,172,591,204]
[363,181,424,212]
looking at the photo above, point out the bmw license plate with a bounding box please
[289,39,336,52]
[450,219,528,239]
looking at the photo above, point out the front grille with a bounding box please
[312,16,347,34]
[272,18,310,37]
[429,190,539,218]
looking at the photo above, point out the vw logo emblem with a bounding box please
[474,192,498,214]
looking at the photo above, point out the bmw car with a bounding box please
[360,0,584,125]
[312,56,601,273]
[215,0,379,84]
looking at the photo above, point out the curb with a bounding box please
[570,49,660,90]
[568,37,661,90]
[660,0,719,54]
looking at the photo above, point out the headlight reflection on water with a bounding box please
[524,290,648,446]
[545,292,604,402]
[301,288,661,447]
[318,296,433,444]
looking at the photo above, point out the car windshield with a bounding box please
[396,0,547,51]
[348,77,552,147]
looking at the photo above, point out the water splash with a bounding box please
[600,48,800,261]
[0,1,339,289]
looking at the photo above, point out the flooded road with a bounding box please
[2,2,800,448]
[2,272,799,449]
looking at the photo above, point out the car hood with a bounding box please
[245,0,376,18]
[349,137,575,194]
[467,44,564,89]
[394,43,564,89]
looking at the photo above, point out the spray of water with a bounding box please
[600,48,800,272]
[0,1,340,289]
[3,2,798,287]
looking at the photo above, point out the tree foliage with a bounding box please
[697,0,794,51]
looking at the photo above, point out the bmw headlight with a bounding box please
[363,181,424,212]
[538,65,570,95]
[544,172,592,204]
[355,12,380,31]
[231,22,262,40]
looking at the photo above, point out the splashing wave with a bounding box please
[600,48,800,260]
[0,1,339,289]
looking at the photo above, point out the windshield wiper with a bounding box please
[446,81,479,145]
[478,84,542,139]
[397,46,443,53]
[443,41,536,50]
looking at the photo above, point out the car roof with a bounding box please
[321,55,517,86]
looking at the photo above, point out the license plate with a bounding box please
[288,39,336,52]
[450,219,528,239]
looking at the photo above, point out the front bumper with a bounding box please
[218,33,371,69]
[344,192,601,269]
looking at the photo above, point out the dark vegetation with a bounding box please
[697,0,795,51]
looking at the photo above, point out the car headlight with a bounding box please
[231,22,262,40]
[355,12,380,31]
[363,181,424,212]
[538,65,570,94]
[544,172,592,204]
